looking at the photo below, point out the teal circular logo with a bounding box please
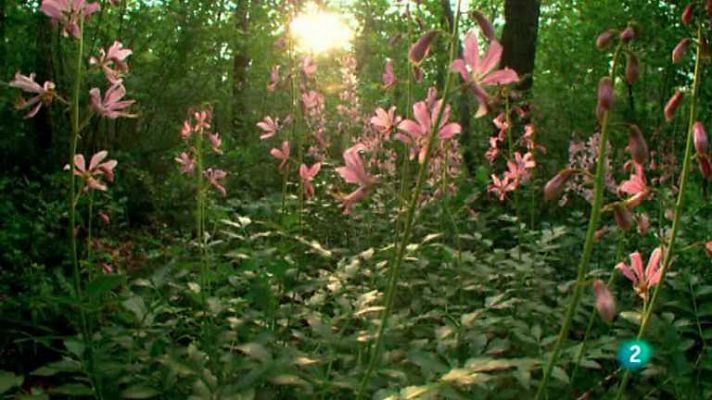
[618,339,653,370]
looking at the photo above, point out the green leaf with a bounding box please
[32,359,81,376]
[50,383,94,396]
[0,371,23,394]
[121,385,160,399]
[86,274,125,298]
[122,295,147,322]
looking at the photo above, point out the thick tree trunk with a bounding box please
[231,0,251,142]
[500,0,541,91]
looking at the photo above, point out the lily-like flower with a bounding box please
[617,247,664,300]
[90,41,132,84]
[270,141,290,173]
[9,72,56,118]
[383,60,396,89]
[204,168,227,196]
[41,0,101,39]
[208,132,223,155]
[299,163,321,200]
[90,82,136,119]
[397,100,461,163]
[619,163,649,208]
[450,30,519,117]
[370,106,400,138]
[336,144,378,214]
[593,280,616,323]
[181,120,193,140]
[489,174,516,202]
[257,116,280,140]
[175,152,195,174]
[505,151,536,183]
[72,150,117,191]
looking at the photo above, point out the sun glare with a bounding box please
[290,6,353,54]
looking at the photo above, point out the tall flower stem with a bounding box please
[358,2,462,396]
[67,20,101,399]
[615,24,704,398]
[195,131,207,298]
[535,42,623,399]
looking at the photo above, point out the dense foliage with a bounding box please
[1,0,712,399]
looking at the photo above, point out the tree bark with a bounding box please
[231,0,252,142]
[500,0,541,91]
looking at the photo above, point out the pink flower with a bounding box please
[370,106,400,138]
[41,0,101,39]
[637,212,650,235]
[302,91,324,109]
[299,162,321,199]
[619,163,649,208]
[101,263,114,274]
[488,174,516,202]
[181,120,193,140]
[505,151,536,183]
[706,241,712,258]
[617,247,664,300]
[302,56,317,77]
[194,109,211,131]
[485,136,501,164]
[9,72,56,118]
[175,152,195,174]
[593,280,616,323]
[450,30,519,117]
[90,41,132,84]
[270,141,290,173]
[208,132,223,155]
[383,60,396,89]
[90,82,136,119]
[204,168,227,196]
[267,65,280,92]
[397,100,462,163]
[471,10,496,41]
[336,144,378,214]
[257,116,280,140]
[72,150,117,191]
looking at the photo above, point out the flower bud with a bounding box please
[705,241,712,258]
[593,280,616,323]
[672,38,691,63]
[472,10,496,41]
[664,91,684,122]
[596,29,616,49]
[693,122,708,155]
[597,77,615,111]
[544,168,574,202]
[627,124,649,165]
[614,203,634,232]
[620,27,636,43]
[409,29,438,65]
[682,3,695,25]
[626,52,639,84]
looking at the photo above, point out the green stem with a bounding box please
[195,128,207,299]
[614,24,704,399]
[534,42,623,400]
[87,192,94,278]
[357,3,462,396]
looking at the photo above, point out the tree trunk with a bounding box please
[500,0,541,91]
[231,0,251,142]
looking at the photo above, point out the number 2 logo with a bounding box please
[629,344,641,363]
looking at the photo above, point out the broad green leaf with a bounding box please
[50,383,94,396]
[0,371,23,394]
